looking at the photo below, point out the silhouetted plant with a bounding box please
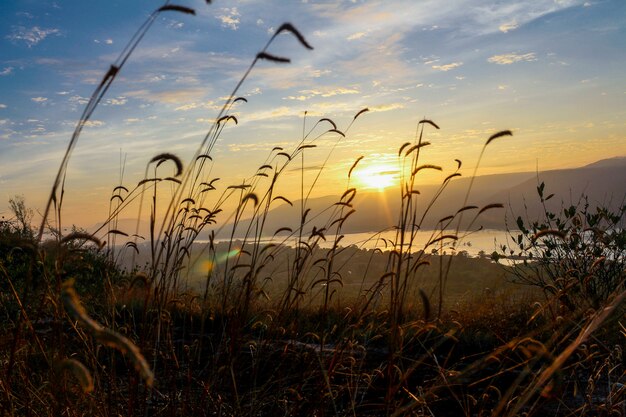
[503,183,626,311]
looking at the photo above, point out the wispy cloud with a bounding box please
[243,106,297,122]
[432,62,463,71]
[31,97,48,103]
[499,20,519,32]
[174,101,219,111]
[283,87,360,101]
[124,88,208,105]
[104,97,127,106]
[370,103,404,113]
[0,67,13,76]
[347,31,368,41]
[7,26,60,47]
[488,52,537,65]
[0,104,7,109]
[82,120,105,128]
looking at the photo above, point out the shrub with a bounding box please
[504,182,626,311]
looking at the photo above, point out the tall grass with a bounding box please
[2,2,625,416]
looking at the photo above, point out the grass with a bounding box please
[1,2,625,416]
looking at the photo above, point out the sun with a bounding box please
[354,163,399,191]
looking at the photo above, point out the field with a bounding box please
[1,3,625,416]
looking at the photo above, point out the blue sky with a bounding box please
[0,0,625,227]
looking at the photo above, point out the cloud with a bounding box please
[68,95,89,106]
[499,20,518,32]
[0,104,6,109]
[7,26,60,47]
[347,31,367,41]
[432,62,463,71]
[283,87,359,101]
[243,106,299,122]
[246,87,262,96]
[31,97,48,103]
[166,20,184,30]
[83,120,105,127]
[174,100,219,111]
[0,67,13,76]
[175,103,199,111]
[311,69,331,78]
[36,58,63,66]
[217,7,240,30]
[104,97,127,106]
[105,38,113,44]
[125,88,208,104]
[488,52,537,65]
[369,103,404,113]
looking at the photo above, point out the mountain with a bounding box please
[219,158,626,237]
[582,156,626,169]
[481,158,626,228]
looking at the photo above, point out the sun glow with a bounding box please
[354,163,399,191]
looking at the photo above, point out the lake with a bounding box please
[209,229,516,258]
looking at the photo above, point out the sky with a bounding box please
[0,0,625,229]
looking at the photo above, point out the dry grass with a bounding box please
[1,2,625,416]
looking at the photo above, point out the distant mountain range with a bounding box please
[220,157,626,237]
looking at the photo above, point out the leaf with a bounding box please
[328,129,345,137]
[318,118,337,130]
[412,164,442,176]
[57,359,94,393]
[486,130,513,145]
[478,203,504,215]
[398,142,411,156]
[274,23,314,50]
[157,5,196,15]
[107,229,129,237]
[353,108,369,120]
[150,152,183,177]
[348,156,364,178]
[272,196,293,206]
[242,193,259,207]
[257,52,290,63]
[418,119,440,129]
[426,234,458,247]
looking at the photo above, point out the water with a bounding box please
[317,229,513,258]
[209,229,514,258]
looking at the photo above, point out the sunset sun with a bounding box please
[355,164,399,191]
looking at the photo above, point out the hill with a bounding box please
[218,158,626,238]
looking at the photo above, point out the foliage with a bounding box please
[503,181,626,311]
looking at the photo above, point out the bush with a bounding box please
[504,182,626,311]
